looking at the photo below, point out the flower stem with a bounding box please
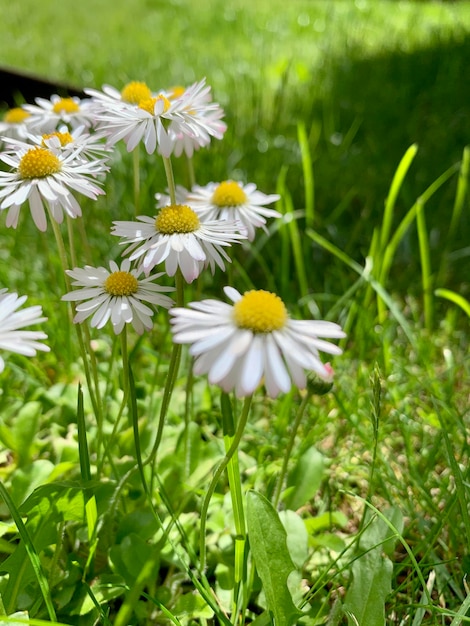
[147,270,184,481]
[48,212,103,459]
[133,144,141,216]
[162,155,177,205]
[199,395,252,573]
[272,391,311,509]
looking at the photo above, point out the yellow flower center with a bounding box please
[138,95,171,115]
[121,81,152,104]
[233,290,288,333]
[104,271,138,296]
[212,181,247,207]
[3,107,30,124]
[168,85,185,99]
[52,98,80,114]
[18,148,62,179]
[42,131,73,147]
[155,205,200,234]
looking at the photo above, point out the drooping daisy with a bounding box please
[0,107,32,140]
[0,289,49,373]
[23,95,97,133]
[0,138,106,231]
[112,204,246,283]
[170,286,345,398]
[62,259,174,335]
[165,79,227,157]
[187,180,281,241]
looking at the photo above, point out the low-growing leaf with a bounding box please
[247,490,303,626]
[284,446,325,511]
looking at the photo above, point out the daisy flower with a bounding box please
[165,79,227,157]
[26,125,112,164]
[170,286,345,398]
[62,258,174,335]
[0,138,105,231]
[0,289,49,373]
[23,95,97,133]
[0,107,32,141]
[112,204,246,283]
[187,180,281,241]
[85,80,155,109]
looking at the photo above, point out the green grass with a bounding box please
[0,0,469,624]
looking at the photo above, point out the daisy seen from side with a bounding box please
[0,137,106,231]
[187,180,281,241]
[170,286,346,398]
[0,107,32,141]
[23,95,97,133]
[0,289,49,373]
[62,258,174,335]
[111,204,246,283]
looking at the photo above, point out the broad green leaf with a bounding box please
[247,490,303,626]
[174,591,214,619]
[284,446,325,511]
[343,508,403,625]
[279,510,309,568]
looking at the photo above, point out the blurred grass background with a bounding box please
[1,0,469,294]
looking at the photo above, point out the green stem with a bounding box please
[49,213,104,465]
[162,155,177,205]
[199,395,252,573]
[272,392,311,509]
[133,144,141,216]
[186,155,196,189]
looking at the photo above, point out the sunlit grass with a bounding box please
[0,1,468,624]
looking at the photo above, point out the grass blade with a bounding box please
[0,483,57,622]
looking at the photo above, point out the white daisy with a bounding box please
[187,180,281,241]
[0,107,32,141]
[61,258,174,335]
[165,79,227,157]
[111,204,246,283]
[0,289,49,373]
[85,80,155,109]
[26,125,112,164]
[22,95,97,133]
[0,138,105,231]
[170,286,345,398]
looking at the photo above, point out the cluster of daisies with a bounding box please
[0,78,345,397]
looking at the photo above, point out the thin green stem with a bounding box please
[272,392,311,509]
[49,213,103,459]
[147,271,184,478]
[162,155,177,205]
[133,144,141,216]
[199,395,252,573]
[186,155,196,189]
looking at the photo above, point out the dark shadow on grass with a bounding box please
[299,34,470,288]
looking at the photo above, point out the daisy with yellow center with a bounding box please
[187,180,281,241]
[23,94,97,132]
[62,259,174,335]
[170,286,345,398]
[23,124,113,164]
[0,107,31,140]
[0,137,105,231]
[112,204,246,283]
[0,289,49,373]
[165,78,227,157]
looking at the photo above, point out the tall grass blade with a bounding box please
[434,288,470,317]
[380,144,418,251]
[416,199,433,329]
[0,483,57,622]
[297,122,314,229]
